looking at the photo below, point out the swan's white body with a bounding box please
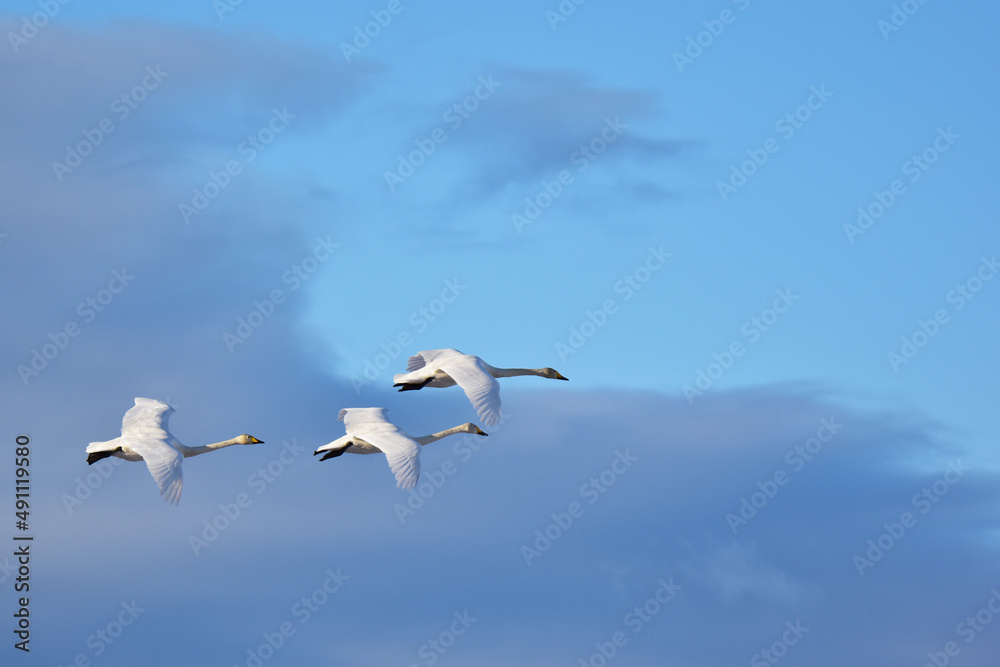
[313,407,486,489]
[85,397,263,505]
[391,349,568,426]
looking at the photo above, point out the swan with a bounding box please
[85,397,263,505]
[313,407,486,489]
[391,349,567,426]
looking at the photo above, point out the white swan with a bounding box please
[85,397,263,505]
[313,407,486,489]
[392,349,567,426]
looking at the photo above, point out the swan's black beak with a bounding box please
[556,373,569,380]
[474,426,488,436]
[250,436,264,444]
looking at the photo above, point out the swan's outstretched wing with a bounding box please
[405,348,463,372]
[120,398,184,505]
[338,408,421,488]
[437,358,501,426]
[361,431,421,489]
[339,407,395,431]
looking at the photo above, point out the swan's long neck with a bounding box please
[414,426,469,446]
[489,366,548,379]
[175,437,244,457]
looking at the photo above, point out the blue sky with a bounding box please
[1,1,999,665]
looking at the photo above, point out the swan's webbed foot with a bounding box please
[86,448,120,465]
[318,447,348,461]
[394,378,433,392]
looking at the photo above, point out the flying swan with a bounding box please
[391,349,568,426]
[85,397,263,505]
[313,407,486,489]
